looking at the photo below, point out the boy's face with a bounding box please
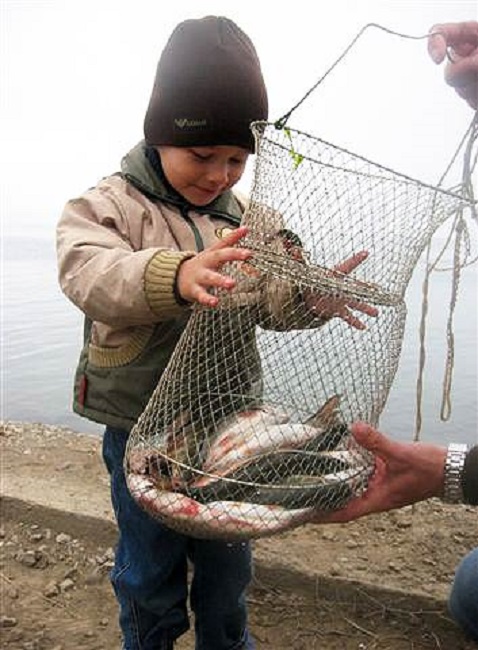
[157,145,249,206]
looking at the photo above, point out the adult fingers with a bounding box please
[350,422,398,460]
[444,53,478,94]
[428,27,447,63]
[428,22,478,63]
[454,81,478,109]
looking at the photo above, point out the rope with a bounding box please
[414,113,477,438]
[271,19,478,436]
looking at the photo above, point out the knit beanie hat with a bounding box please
[144,16,268,152]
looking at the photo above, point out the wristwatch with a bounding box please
[443,443,468,504]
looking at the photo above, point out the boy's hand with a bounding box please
[305,251,379,330]
[176,227,252,308]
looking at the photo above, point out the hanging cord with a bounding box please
[275,23,440,129]
[414,112,478,439]
[269,19,478,436]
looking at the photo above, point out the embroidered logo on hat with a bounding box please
[174,118,208,129]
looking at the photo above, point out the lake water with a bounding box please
[2,232,477,447]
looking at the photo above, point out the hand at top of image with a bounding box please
[428,21,478,109]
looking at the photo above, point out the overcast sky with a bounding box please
[1,0,477,238]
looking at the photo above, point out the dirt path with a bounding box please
[1,421,477,649]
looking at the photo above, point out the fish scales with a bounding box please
[126,473,313,540]
[125,394,371,539]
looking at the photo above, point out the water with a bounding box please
[2,233,477,446]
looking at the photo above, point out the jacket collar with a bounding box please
[121,141,242,223]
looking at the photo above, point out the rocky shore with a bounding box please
[1,420,476,649]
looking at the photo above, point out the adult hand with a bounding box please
[176,226,252,308]
[305,251,379,330]
[312,422,447,523]
[428,21,478,109]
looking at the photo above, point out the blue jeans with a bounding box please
[449,547,478,644]
[102,426,255,650]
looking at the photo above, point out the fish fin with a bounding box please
[305,394,342,429]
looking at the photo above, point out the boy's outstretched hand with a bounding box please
[305,251,379,330]
[176,226,252,308]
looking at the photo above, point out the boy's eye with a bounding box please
[190,150,211,161]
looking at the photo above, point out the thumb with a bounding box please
[428,26,447,64]
[350,421,396,458]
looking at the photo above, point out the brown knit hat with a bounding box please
[144,16,268,152]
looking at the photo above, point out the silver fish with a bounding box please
[202,395,344,475]
[203,421,319,475]
[127,473,312,540]
[202,405,290,471]
[189,449,357,507]
[125,394,368,538]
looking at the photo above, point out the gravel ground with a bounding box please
[1,420,476,649]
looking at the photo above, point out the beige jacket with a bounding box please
[56,142,310,430]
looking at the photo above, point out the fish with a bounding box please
[125,447,187,491]
[236,466,370,510]
[201,405,290,471]
[188,449,359,508]
[301,394,350,452]
[203,421,320,475]
[125,394,369,538]
[202,395,345,476]
[126,472,312,540]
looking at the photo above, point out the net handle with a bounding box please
[274,23,445,130]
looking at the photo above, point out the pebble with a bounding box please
[0,615,18,628]
[44,581,60,597]
[59,578,75,592]
[16,550,37,567]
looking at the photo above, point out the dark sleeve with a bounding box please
[462,445,478,506]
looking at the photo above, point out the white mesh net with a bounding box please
[125,122,470,540]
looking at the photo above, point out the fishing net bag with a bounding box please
[125,121,469,540]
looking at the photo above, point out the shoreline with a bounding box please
[2,419,476,602]
[2,419,477,649]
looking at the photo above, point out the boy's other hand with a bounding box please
[176,226,252,308]
[305,251,379,330]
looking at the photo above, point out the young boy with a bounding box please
[57,16,268,650]
[57,14,376,649]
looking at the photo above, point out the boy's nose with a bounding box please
[207,164,229,187]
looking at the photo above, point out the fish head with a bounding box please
[306,394,342,429]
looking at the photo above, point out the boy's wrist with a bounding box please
[174,257,193,307]
[145,250,195,317]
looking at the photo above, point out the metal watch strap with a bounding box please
[443,443,468,504]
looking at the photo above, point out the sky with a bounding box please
[1,0,477,239]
